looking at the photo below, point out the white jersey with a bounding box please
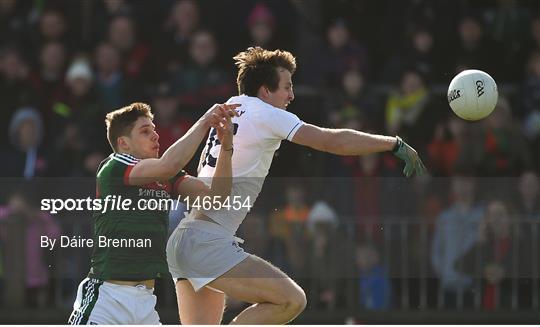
[191,95,304,234]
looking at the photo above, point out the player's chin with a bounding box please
[146,149,159,159]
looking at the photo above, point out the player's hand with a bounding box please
[392,136,427,177]
[203,103,240,128]
[216,112,234,150]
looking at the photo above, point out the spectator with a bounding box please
[513,171,540,308]
[151,81,194,157]
[520,51,540,165]
[461,199,523,310]
[306,201,343,309]
[0,0,28,46]
[24,7,73,59]
[246,2,278,49]
[0,190,61,308]
[483,0,531,81]
[385,69,443,150]
[427,116,467,176]
[2,107,48,178]
[356,243,392,310]
[300,18,369,87]
[154,0,201,76]
[107,15,150,81]
[351,153,384,243]
[519,50,540,120]
[431,175,484,308]
[450,15,503,81]
[170,29,234,113]
[520,15,540,70]
[94,42,133,110]
[465,97,533,176]
[48,58,107,176]
[380,26,440,84]
[28,41,68,130]
[515,171,540,220]
[90,0,134,48]
[385,70,428,135]
[268,184,311,276]
[102,0,132,17]
[38,9,68,43]
[0,46,34,147]
[326,68,380,131]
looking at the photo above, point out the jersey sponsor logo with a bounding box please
[138,188,171,198]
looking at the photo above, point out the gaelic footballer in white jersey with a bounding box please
[195,94,303,234]
[167,47,426,325]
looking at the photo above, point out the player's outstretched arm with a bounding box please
[128,104,239,184]
[176,113,234,202]
[291,124,426,177]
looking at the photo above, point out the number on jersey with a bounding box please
[202,123,239,168]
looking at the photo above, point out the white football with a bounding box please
[447,69,498,121]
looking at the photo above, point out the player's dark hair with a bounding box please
[105,102,154,152]
[233,47,296,96]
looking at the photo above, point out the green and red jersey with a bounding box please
[88,153,186,281]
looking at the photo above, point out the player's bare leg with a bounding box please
[208,255,306,324]
[175,279,226,324]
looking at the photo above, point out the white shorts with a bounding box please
[68,278,160,325]
[166,219,250,292]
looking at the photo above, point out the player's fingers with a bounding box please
[216,104,238,118]
[216,105,227,116]
[224,103,241,109]
[223,103,241,116]
[209,113,221,127]
[215,124,225,135]
[218,106,237,118]
[219,115,232,128]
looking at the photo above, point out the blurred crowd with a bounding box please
[1,0,540,316]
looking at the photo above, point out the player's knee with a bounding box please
[283,286,307,317]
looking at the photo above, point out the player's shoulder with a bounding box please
[227,95,276,112]
[97,153,140,177]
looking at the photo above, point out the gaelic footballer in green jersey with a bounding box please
[89,152,187,281]
[69,102,238,325]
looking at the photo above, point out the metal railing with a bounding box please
[1,215,538,312]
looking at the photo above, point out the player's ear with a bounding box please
[117,136,129,151]
[257,85,269,99]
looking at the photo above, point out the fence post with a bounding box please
[420,221,427,309]
[533,221,538,310]
[3,217,26,308]
[511,219,519,311]
[401,221,409,309]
